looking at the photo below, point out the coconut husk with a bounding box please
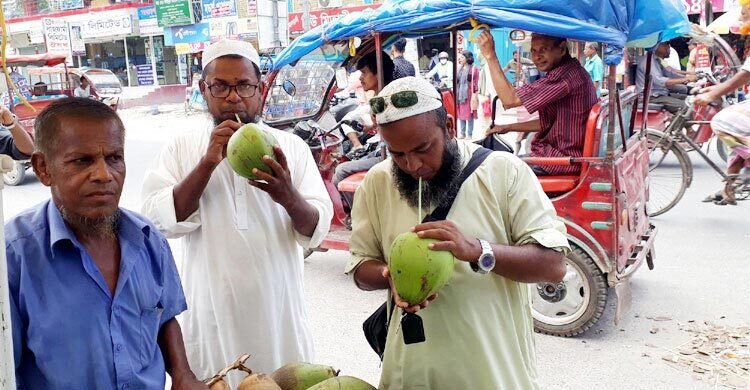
[657,322,750,389]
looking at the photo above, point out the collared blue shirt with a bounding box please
[5,200,187,390]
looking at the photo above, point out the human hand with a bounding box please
[248,146,299,208]
[382,267,438,314]
[0,105,15,126]
[485,123,512,136]
[171,372,209,390]
[412,220,482,262]
[477,31,497,62]
[686,74,698,82]
[203,120,242,168]
[693,92,717,107]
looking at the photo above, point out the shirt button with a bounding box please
[115,344,123,352]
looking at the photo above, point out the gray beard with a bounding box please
[58,205,120,240]
[391,139,463,210]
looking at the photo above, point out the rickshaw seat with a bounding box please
[647,103,664,111]
[537,176,580,193]
[534,101,603,194]
[337,171,368,193]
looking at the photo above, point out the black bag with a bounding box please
[362,147,493,359]
[474,95,514,154]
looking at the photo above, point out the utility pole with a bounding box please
[303,0,311,32]
[271,0,279,47]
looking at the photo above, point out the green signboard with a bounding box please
[155,0,194,28]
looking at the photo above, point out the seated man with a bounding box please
[347,77,568,389]
[479,31,598,175]
[5,98,206,389]
[636,42,696,114]
[32,82,48,97]
[0,104,34,160]
[333,51,395,209]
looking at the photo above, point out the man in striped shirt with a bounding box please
[478,31,598,175]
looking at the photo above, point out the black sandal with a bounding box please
[713,196,738,206]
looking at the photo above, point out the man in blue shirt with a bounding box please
[5,98,206,389]
[584,42,605,97]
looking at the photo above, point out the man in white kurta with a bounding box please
[141,40,332,385]
[347,77,569,389]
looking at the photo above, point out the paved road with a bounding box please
[3,105,748,389]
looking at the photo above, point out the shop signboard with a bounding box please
[136,64,155,86]
[80,11,133,39]
[69,23,86,56]
[43,18,73,65]
[248,0,257,15]
[155,0,194,28]
[202,0,238,19]
[287,4,378,34]
[138,6,164,36]
[165,22,211,45]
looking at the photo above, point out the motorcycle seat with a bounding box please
[337,171,367,193]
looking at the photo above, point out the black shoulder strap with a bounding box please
[422,147,492,223]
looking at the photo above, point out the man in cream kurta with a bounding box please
[141,40,332,385]
[347,77,569,389]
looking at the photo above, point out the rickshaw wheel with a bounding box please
[646,131,691,217]
[532,247,607,337]
[3,161,27,186]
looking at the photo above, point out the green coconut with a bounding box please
[270,362,339,390]
[227,123,279,180]
[305,376,376,390]
[388,232,455,305]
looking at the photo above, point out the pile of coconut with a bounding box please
[204,354,375,390]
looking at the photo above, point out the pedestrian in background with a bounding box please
[584,42,604,97]
[456,49,480,139]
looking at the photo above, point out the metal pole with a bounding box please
[0,155,17,389]
[452,30,458,118]
[149,36,157,86]
[606,64,617,158]
[375,33,384,91]
[640,51,653,135]
[123,38,130,87]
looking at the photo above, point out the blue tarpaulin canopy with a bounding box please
[273,0,691,70]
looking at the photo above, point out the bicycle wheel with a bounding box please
[646,130,692,217]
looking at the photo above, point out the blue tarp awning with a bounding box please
[273,0,691,70]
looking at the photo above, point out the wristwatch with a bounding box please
[0,114,16,131]
[472,239,495,274]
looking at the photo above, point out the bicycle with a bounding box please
[646,98,750,216]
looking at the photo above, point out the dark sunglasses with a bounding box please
[369,90,439,114]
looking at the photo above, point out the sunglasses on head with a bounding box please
[369,90,440,114]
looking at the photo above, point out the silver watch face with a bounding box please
[480,254,495,270]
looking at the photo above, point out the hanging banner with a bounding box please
[208,17,240,40]
[248,0,257,15]
[69,23,86,56]
[175,42,209,55]
[202,0,238,19]
[43,18,73,65]
[155,0,194,27]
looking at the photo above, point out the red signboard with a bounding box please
[288,4,380,34]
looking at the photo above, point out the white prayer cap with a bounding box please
[203,39,260,69]
[372,76,443,125]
